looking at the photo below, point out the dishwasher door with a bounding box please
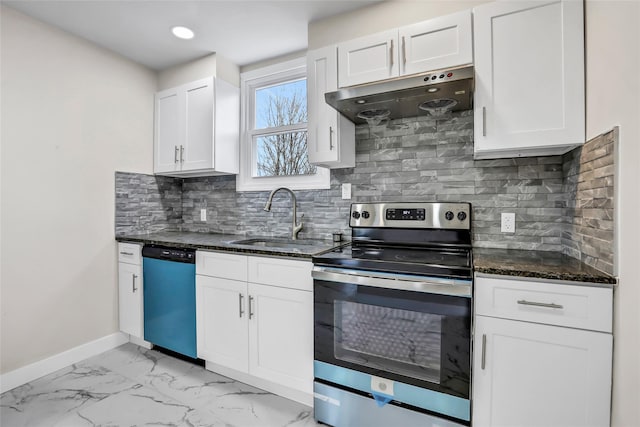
[143,246,197,358]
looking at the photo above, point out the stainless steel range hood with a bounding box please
[325,65,474,124]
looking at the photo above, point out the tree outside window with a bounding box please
[254,79,316,177]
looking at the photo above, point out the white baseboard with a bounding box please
[0,332,128,394]
[128,335,152,349]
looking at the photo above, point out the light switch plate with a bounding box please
[501,212,515,233]
[342,183,352,200]
[200,208,207,222]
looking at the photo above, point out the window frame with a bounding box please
[236,57,329,192]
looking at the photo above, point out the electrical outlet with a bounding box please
[200,208,207,222]
[342,183,352,200]
[501,212,515,233]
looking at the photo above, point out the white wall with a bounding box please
[585,2,640,426]
[0,5,156,374]
[157,53,240,91]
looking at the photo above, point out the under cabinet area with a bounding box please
[195,251,313,405]
[117,243,143,339]
[337,9,472,87]
[472,0,585,159]
[154,76,239,177]
[472,275,613,427]
[307,45,355,168]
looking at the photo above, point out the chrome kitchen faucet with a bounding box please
[264,187,304,240]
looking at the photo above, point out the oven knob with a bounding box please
[445,211,454,221]
[352,211,361,219]
[457,211,467,221]
[362,211,370,219]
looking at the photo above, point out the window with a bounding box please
[237,58,329,191]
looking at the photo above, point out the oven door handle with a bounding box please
[312,267,471,297]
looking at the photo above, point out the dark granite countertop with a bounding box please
[116,230,343,259]
[473,248,616,286]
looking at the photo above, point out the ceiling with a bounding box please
[3,0,382,70]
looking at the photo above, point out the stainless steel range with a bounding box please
[312,202,472,427]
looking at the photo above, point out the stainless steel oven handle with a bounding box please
[312,267,471,297]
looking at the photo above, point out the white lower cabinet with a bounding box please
[248,282,313,392]
[196,275,248,372]
[117,243,143,339]
[473,275,613,427]
[195,251,313,401]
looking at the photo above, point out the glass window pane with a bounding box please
[255,79,307,129]
[334,300,442,384]
[255,131,317,177]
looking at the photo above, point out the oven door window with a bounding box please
[335,301,442,384]
[314,279,470,399]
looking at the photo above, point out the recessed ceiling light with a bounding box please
[172,26,194,40]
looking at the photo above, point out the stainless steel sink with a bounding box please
[229,238,320,248]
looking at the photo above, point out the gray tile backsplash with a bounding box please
[115,172,182,235]
[562,128,616,275]
[115,110,615,274]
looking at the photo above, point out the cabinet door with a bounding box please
[154,88,181,173]
[473,0,585,158]
[248,283,313,394]
[307,46,355,168]
[196,275,248,372]
[472,316,612,427]
[399,10,472,76]
[182,77,214,171]
[338,29,399,87]
[118,262,143,338]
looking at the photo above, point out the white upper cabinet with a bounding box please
[399,10,473,76]
[473,0,585,159]
[154,76,239,177]
[307,46,355,168]
[337,10,472,88]
[338,29,399,88]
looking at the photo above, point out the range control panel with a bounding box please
[350,202,471,230]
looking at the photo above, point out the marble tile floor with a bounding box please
[1,343,321,427]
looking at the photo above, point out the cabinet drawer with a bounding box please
[118,243,141,265]
[248,256,313,292]
[475,276,612,333]
[196,251,248,281]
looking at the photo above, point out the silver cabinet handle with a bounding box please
[517,300,564,309]
[402,36,406,65]
[389,39,394,68]
[482,107,487,137]
[481,334,487,370]
[174,146,179,163]
[180,145,184,163]
[132,274,138,293]
[329,126,334,150]
[239,293,244,318]
[119,251,134,256]
[249,296,255,319]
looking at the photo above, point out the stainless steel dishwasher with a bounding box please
[142,245,197,358]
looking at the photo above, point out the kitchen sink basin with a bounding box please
[229,238,321,248]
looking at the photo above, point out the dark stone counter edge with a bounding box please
[116,236,342,259]
[474,267,617,286]
[117,235,617,285]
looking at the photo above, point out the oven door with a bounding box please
[313,267,471,421]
